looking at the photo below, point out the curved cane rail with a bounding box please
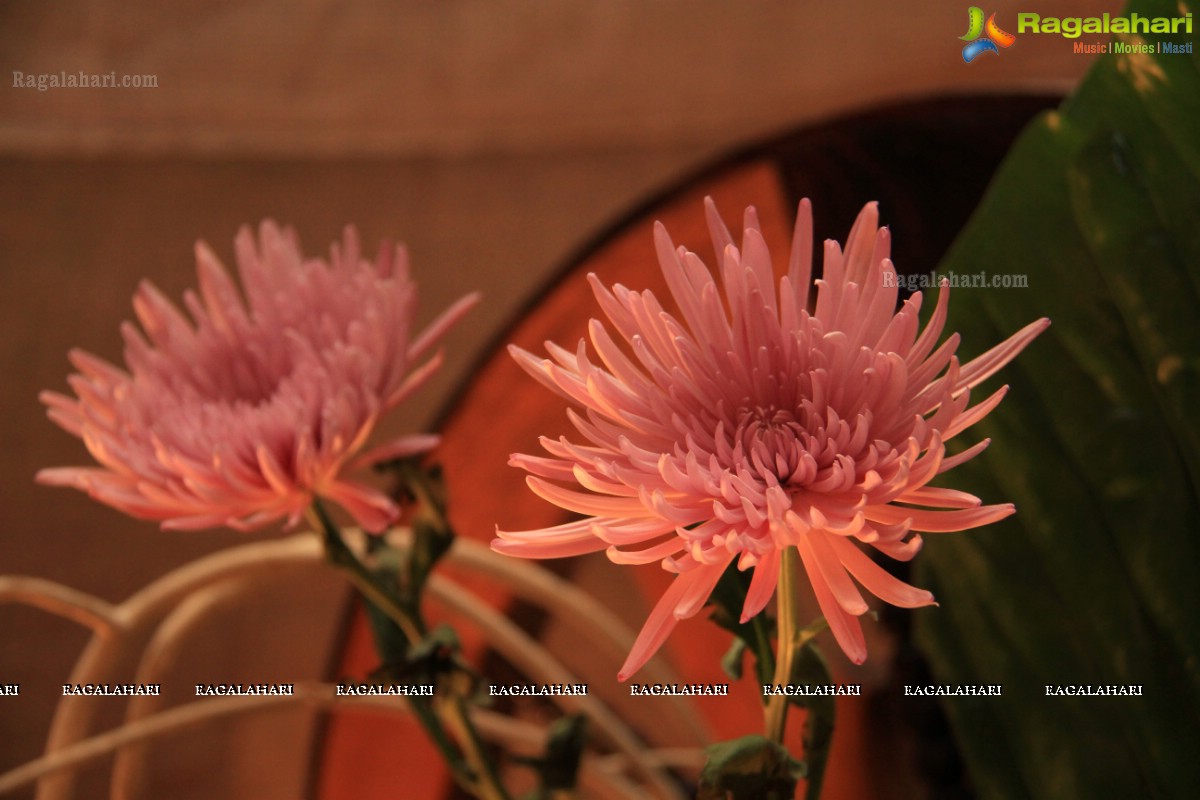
[1,529,709,799]
[0,682,704,798]
[111,579,251,799]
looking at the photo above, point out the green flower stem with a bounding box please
[440,693,511,800]
[309,503,424,644]
[404,696,478,792]
[307,501,513,800]
[764,546,800,743]
[761,545,835,800]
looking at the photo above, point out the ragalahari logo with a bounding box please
[960,7,1017,62]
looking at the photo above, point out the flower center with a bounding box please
[734,405,809,484]
[194,335,299,409]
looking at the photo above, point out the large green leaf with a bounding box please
[914,1,1200,797]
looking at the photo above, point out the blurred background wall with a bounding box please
[0,1,1117,797]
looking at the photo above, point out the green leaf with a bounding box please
[370,624,464,689]
[914,1,1200,797]
[361,542,412,664]
[513,714,587,798]
[720,638,748,681]
[408,466,456,578]
[539,714,587,791]
[697,735,804,800]
[707,560,776,686]
[788,641,834,800]
[359,460,458,662]
[383,459,456,599]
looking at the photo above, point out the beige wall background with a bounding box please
[1,1,1117,797]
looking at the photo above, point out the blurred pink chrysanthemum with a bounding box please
[39,221,476,533]
[494,199,1048,679]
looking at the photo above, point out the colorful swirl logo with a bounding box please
[960,7,1016,62]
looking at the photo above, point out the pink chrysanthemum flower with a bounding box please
[494,199,1048,679]
[39,221,476,533]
